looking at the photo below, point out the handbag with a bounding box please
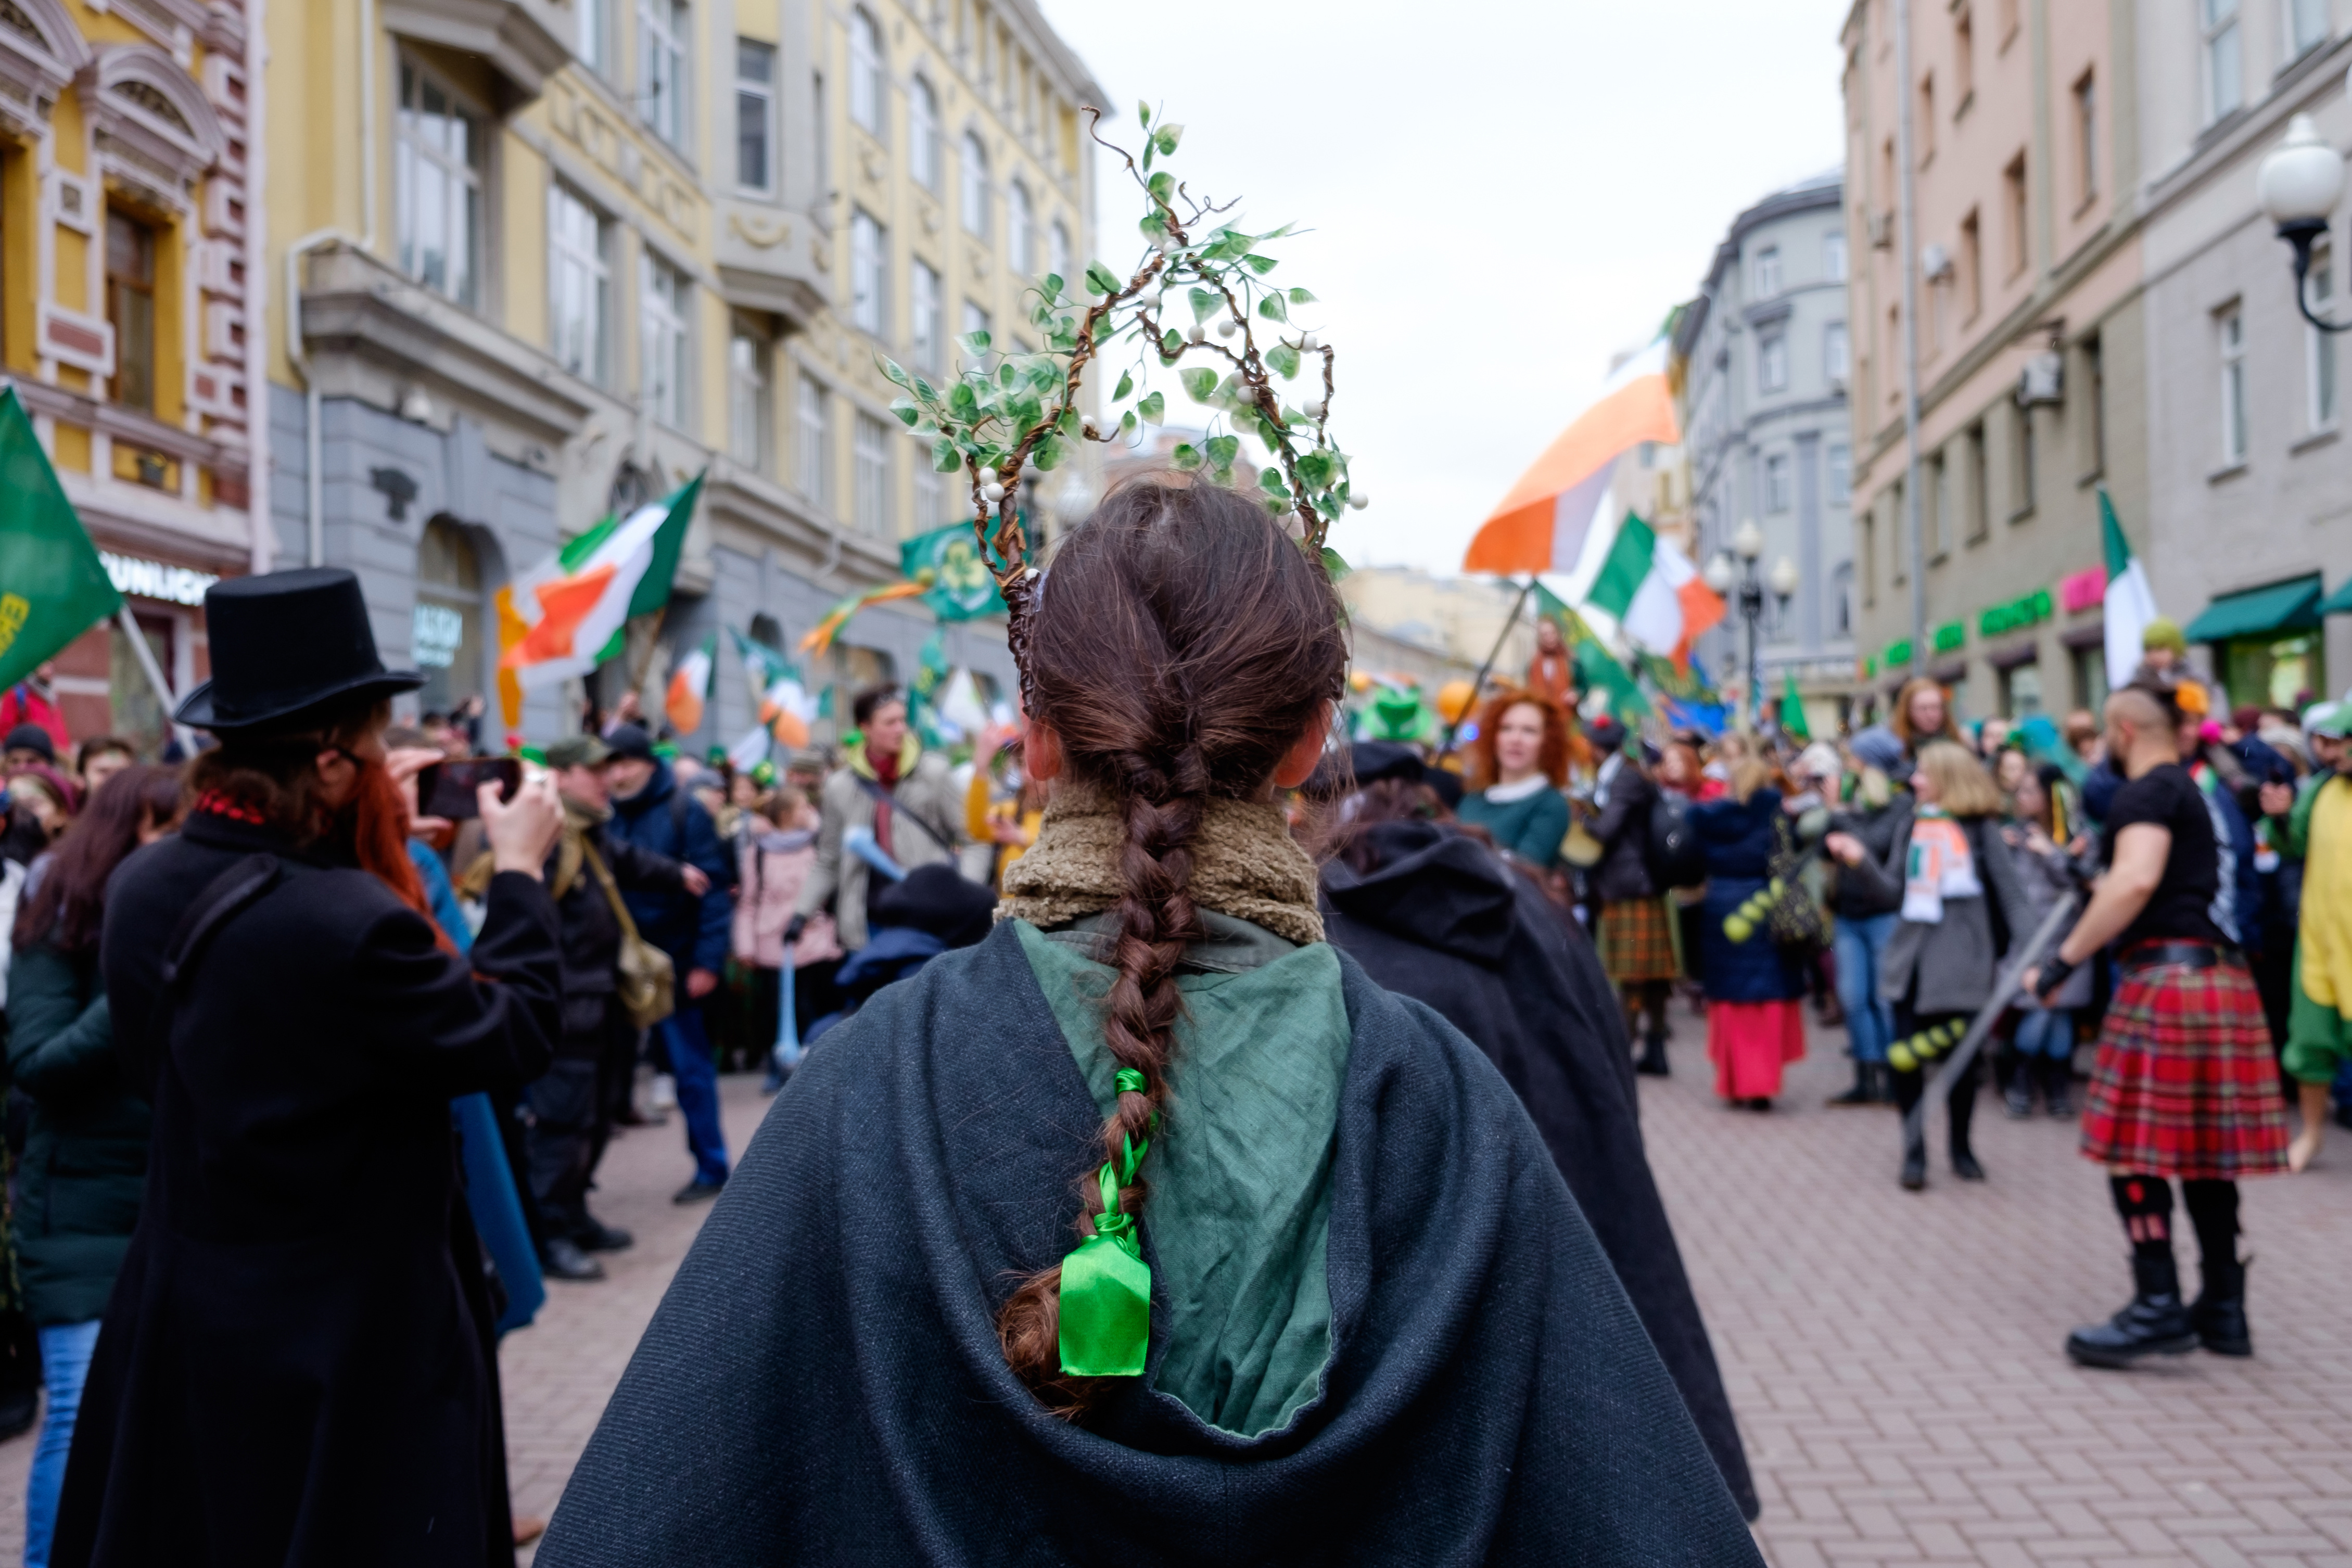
[1765,815,1830,959]
[582,841,677,1030]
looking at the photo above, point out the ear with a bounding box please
[1272,704,1335,790]
[1024,721,1064,782]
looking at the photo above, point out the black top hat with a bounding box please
[175,567,424,733]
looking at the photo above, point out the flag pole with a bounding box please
[1439,576,1536,757]
[116,606,194,756]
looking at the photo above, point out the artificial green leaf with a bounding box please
[1085,262,1123,297]
[1243,254,1278,276]
[1180,366,1218,402]
[1320,546,1349,581]
[1139,100,1152,129]
[1189,287,1220,324]
[889,394,922,427]
[932,438,962,474]
[1205,434,1241,466]
[1288,288,1317,305]
[1120,410,1137,432]
[1266,343,1301,379]
[1296,449,1334,487]
[1040,272,1064,302]
[1172,442,1203,470]
[1113,370,1135,400]
[881,359,912,389]
[1139,210,1171,240]
[913,377,939,402]
[1137,389,1165,423]
[1160,329,1183,358]
[1059,404,1082,436]
[1148,170,1174,202]
[948,381,981,418]
[1033,435,1063,470]
[1258,293,1288,322]
[1155,124,1184,154]
[959,329,993,356]
[1260,466,1288,493]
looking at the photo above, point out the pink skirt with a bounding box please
[1708,1001,1807,1101]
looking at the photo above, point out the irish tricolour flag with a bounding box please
[500,474,704,693]
[665,632,715,735]
[1581,513,1725,669]
[2099,488,2158,689]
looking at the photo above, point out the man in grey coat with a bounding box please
[789,685,973,952]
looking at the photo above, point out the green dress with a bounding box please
[1458,781,1571,869]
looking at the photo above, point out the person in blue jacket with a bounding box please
[601,722,737,1203]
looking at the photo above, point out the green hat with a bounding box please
[2306,700,2352,738]
[2142,617,2187,655]
[749,760,778,787]
[544,734,612,770]
[706,745,730,767]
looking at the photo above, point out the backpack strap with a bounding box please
[135,852,284,1084]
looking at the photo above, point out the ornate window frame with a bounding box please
[82,43,226,214]
[0,0,91,142]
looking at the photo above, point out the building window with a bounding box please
[1823,230,1847,283]
[850,208,888,336]
[2002,152,2028,277]
[854,412,892,536]
[2084,332,2108,475]
[913,461,942,528]
[1826,443,1852,506]
[2072,70,2096,205]
[1928,450,1949,557]
[1965,422,1989,542]
[1833,560,1853,636]
[1007,179,1033,276]
[797,372,833,507]
[638,0,689,148]
[1824,320,1849,381]
[847,6,884,136]
[909,75,940,192]
[2309,243,2338,430]
[1751,245,1781,299]
[2014,401,2038,515]
[579,0,615,75]
[737,40,776,193]
[416,519,484,713]
[729,321,771,470]
[1960,208,1982,317]
[105,210,157,412]
[1764,452,1791,513]
[1954,7,1974,101]
[548,184,610,384]
[395,60,484,309]
[2288,0,2330,57]
[1049,219,1071,287]
[1917,73,1935,162]
[1860,512,1877,606]
[2219,303,2248,465]
[960,131,990,236]
[910,258,943,371]
[2204,0,2243,123]
[1758,329,1788,393]
[641,251,690,429]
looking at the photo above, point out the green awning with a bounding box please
[2320,578,2352,615]
[2182,575,2323,643]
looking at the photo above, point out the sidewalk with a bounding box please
[1639,1009,2352,1567]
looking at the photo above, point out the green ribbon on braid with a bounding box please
[1057,1067,1155,1376]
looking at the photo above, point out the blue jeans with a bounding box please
[659,1005,730,1187]
[1833,912,1899,1065]
[26,1319,100,1568]
[2014,1007,2075,1060]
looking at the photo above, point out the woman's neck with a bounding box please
[1496,764,1538,788]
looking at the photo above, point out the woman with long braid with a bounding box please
[538,480,1762,1565]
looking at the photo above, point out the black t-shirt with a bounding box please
[2102,762,2223,948]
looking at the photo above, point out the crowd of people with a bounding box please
[0,490,2338,1561]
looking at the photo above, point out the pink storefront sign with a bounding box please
[2059,568,2105,615]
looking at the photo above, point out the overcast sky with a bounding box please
[1033,0,1854,574]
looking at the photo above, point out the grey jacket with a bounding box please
[793,749,974,949]
[1840,812,2035,1017]
[2002,822,2094,1010]
[1826,792,1913,921]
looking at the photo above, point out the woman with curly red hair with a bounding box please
[1458,687,1572,870]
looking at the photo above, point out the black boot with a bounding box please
[1893,1065,1927,1189]
[1949,1070,1986,1181]
[1828,1059,1874,1106]
[1871,1063,1896,1104]
[2065,1254,2198,1367]
[540,1235,607,1282]
[1635,1033,1671,1077]
[2189,1254,2251,1356]
[2041,1054,2075,1119]
[2004,1057,2035,1118]
[1899,1136,1927,1190]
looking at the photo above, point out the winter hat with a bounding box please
[604,723,656,762]
[1849,724,1906,775]
[3,723,54,762]
[2142,617,2188,656]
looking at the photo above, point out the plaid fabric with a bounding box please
[1601,899,1680,983]
[2079,954,2289,1179]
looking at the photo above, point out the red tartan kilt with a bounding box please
[2079,956,2288,1180]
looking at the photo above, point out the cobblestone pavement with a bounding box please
[2,1022,2347,1567]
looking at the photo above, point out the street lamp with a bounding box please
[1713,520,1797,729]
[2257,111,2352,334]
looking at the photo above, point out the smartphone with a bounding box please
[415,757,523,821]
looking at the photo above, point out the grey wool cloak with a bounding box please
[537,919,1763,1567]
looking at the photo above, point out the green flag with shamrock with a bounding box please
[899,521,1005,621]
[0,388,124,691]
[1779,672,1811,741]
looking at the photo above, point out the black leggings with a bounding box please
[1891,1006,1983,1151]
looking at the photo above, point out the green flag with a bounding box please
[1779,672,1811,741]
[0,388,124,690]
[899,521,1005,621]
[551,472,705,668]
[1534,583,1649,723]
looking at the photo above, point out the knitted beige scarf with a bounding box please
[997,781,1325,947]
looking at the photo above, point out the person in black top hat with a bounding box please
[54,567,567,1568]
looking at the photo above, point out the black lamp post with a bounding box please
[1704,519,1798,728]
[2259,112,2352,334]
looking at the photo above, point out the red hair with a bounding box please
[1466,686,1571,789]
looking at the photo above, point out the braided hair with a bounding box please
[994,478,1347,1416]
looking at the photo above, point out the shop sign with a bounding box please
[413,603,464,669]
[1932,620,1966,654]
[1978,588,2053,639]
[2059,568,2105,615]
[1884,639,1913,667]
[101,551,216,607]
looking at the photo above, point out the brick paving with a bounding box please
[1,1023,2346,1566]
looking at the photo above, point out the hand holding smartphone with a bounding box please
[414,757,524,822]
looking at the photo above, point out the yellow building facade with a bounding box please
[263,0,1098,745]
[0,0,262,754]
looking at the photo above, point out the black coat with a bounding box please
[1319,820,1760,1522]
[1588,760,1660,903]
[542,817,686,1060]
[55,809,562,1568]
[536,920,1762,1566]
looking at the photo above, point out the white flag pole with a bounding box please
[116,605,195,757]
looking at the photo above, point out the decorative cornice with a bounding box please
[379,0,570,105]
